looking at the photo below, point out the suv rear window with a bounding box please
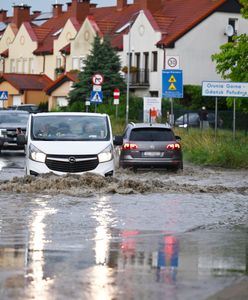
[130,128,174,141]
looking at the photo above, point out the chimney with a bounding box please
[53,3,63,17]
[134,0,162,12]
[13,5,31,28]
[67,2,72,12]
[71,0,90,23]
[117,0,128,11]
[0,10,8,22]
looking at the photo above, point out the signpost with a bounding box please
[162,70,183,125]
[165,55,180,70]
[92,74,104,86]
[90,74,104,112]
[202,81,248,140]
[90,91,103,103]
[0,91,8,108]
[113,88,120,118]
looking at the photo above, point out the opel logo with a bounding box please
[68,156,76,164]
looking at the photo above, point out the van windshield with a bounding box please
[32,115,110,141]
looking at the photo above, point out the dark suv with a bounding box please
[115,123,183,171]
[0,110,29,153]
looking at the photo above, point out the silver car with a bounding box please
[116,123,183,171]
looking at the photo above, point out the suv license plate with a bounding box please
[144,152,161,157]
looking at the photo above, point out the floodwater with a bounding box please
[0,152,248,299]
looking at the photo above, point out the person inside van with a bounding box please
[57,122,71,136]
[81,122,97,138]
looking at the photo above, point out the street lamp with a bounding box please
[125,10,142,125]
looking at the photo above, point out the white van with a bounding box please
[18,112,115,176]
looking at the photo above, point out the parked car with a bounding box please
[175,112,223,128]
[0,110,29,153]
[9,104,40,113]
[115,122,183,171]
[17,112,116,176]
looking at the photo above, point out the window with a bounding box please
[56,57,62,68]
[130,128,174,141]
[10,59,15,73]
[143,52,149,70]
[228,18,237,42]
[17,59,22,73]
[72,57,79,70]
[152,51,158,72]
[23,59,28,73]
[29,58,34,73]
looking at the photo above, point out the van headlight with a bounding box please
[29,144,46,163]
[98,144,113,163]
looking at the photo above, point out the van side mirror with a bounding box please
[16,133,27,146]
[113,135,123,146]
[175,135,181,142]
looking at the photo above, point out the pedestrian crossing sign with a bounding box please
[90,91,103,103]
[0,91,8,100]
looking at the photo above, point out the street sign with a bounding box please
[162,70,183,98]
[202,81,248,97]
[93,85,102,92]
[0,91,8,100]
[90,91,103,103]
[92,74,104,86]
[165,55,180,70]
[113,88,120,105]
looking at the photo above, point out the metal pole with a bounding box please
[233,98,236,140]
[170,97,174,126]
[214,97,218,139]
[125,22,131,125]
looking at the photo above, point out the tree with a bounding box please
[69,35,126,107]
[211,1,248,112]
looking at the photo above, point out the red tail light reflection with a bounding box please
[166,143,181,150]
[122,143,138,150]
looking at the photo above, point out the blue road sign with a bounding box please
[0,91,8,100]
[90,91,103,103]
[162,70,183,98]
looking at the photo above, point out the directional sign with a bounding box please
[202,81,248,97]
[0,91,8,100]
[162,70,183,98]
[90,91,103,103]
[92,74,104,86]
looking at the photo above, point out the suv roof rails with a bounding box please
[130,122,136,126]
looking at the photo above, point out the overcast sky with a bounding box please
[1,0,127,15]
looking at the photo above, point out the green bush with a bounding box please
[175,128,248,168]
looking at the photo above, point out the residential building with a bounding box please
[0,0,247,109]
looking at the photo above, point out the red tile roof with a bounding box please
[0,73,53,92]
[6,0,236,56]
[155,0,227,47]
[45,71,79,95]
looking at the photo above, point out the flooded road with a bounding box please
[0,152,248,299]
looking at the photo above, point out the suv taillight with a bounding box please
[122,143,138,150]
[166,143,181,150]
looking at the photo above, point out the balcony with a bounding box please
[124,68,150,87]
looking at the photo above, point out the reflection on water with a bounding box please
[90,196,116,300]
[26,197,57,300]
[0,194,247,300]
